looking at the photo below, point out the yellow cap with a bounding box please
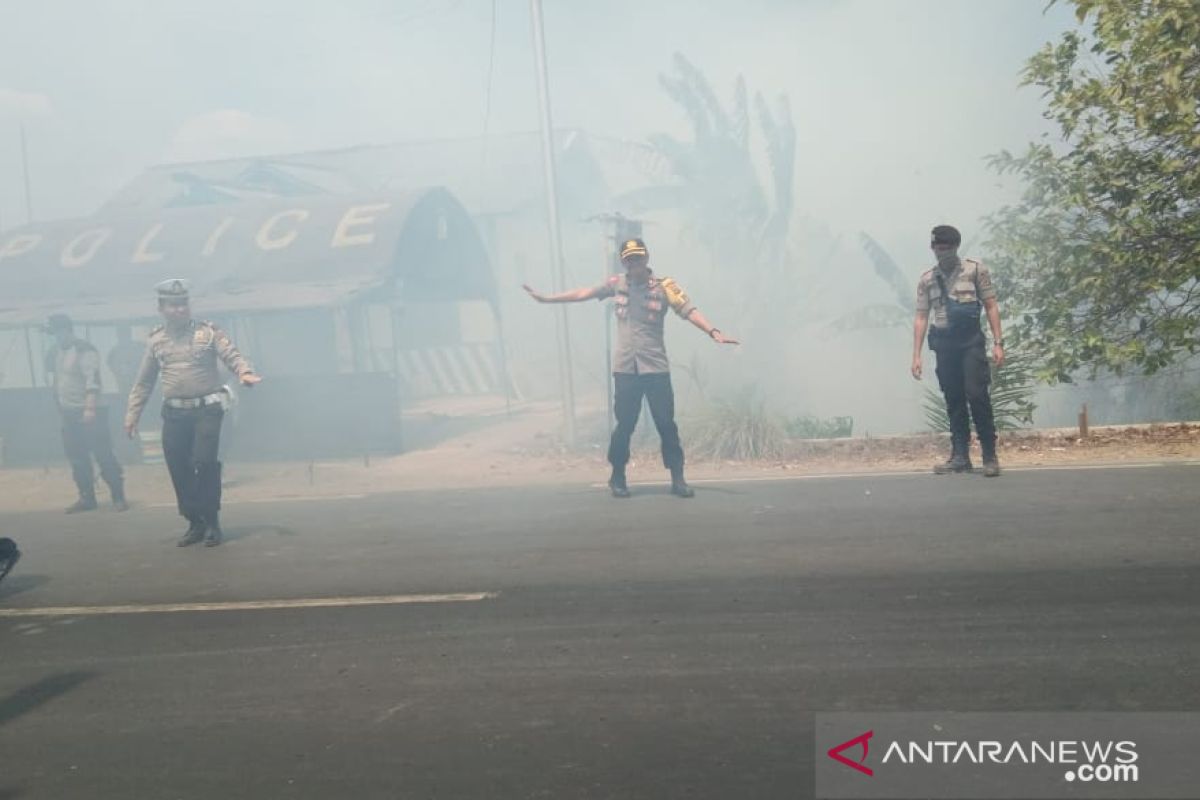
[620,238,648,260]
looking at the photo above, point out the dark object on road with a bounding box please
[0,537,21,584]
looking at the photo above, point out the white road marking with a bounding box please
[0,592,497,618]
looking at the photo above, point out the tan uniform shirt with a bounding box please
[915,257,996,329]
[125,320,253,427]
[594,273,696,374]
[50,339,103,410]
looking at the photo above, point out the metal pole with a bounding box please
[23,326,37,388]
[20,124,34,224]
[529,0,576,447]
[602,228,614,433]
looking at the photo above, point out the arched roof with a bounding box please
[0,186,493,327]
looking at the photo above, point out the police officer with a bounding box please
[124,279,261,546]
[524,237,738,498]
[45,314,128,513]
[911,225,1005,477]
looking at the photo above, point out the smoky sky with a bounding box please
[0,0,1085,434]
[3,0,1075,248]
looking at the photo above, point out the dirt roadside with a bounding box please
[1,402,1196,514]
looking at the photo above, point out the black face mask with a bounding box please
[934,245,959,268]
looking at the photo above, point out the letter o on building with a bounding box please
[61,228,113,269]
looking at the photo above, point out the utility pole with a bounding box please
[593,214,643,433]
[20,124,34,224]
[529,0,576,447]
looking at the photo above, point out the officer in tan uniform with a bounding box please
[911,225,1005,477]
[45,313,127,513]
[524,237,738,498]
[124,279,261,546]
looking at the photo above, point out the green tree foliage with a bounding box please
[987,0,1200,381]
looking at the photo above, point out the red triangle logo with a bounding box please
[827,730,874,776]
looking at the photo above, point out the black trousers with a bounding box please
[608,372,684,471]
[161,404,224,523]
[60,407,123,501]
[932,328,997,457]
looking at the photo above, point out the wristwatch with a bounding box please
[709,328,721,339]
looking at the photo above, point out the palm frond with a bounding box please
[672,52,729,141]
[756,92,797,241]
[858,233,913,312]
[658,69,712,142]
[731,76,750,151]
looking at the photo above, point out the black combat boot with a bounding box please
[65,494,99,514]
[669,467,694,498]
[204,513,223,547]
[933,453,973,474]
[608,467,630,498]
[981,441,1001,477]
[111,482,129,512]
[934,434,973,474]
[177,517,206,547]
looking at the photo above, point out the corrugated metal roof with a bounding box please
[98,130,614,219]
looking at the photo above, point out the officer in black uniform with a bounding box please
[911,225,1006,477]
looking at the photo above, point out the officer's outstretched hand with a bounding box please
[911,356,923,380]
[241,373,262,387]
[522,284,548,303]
[713,331,739,345]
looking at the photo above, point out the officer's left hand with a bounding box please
[82,407,96,424]
[712,331,739,345]
[522,284,548,303]
[240,373,263,387]
[992,344,1005,368]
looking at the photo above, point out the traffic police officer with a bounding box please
[45,313,128,513]
[524,238,738,498]
[911,225,1005,477]
[124,279,261,546]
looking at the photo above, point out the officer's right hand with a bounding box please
[522,284,548,303]
[910,357,923,380]
[124,421,137,439]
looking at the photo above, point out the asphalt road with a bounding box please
[1,463,1198,799]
